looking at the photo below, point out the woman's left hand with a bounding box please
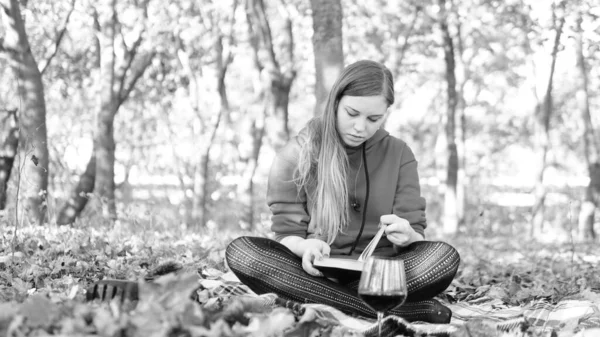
[380,214,424,247]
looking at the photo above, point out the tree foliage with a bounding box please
[0,2,600,335]
[0,0,597,239]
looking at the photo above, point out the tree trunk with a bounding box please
[439,0,459,235]
[0,109,19,210]
[240,0,294,228]
[191,98,224,229]
[575,10,598,241]
[237,114,265,229]
[530,8,564,237]
[0,0,50,225]
[57,11,102,225]
[57,1,153,224]
[246,0,295,152]
[180,22,234,227]
[453,4,469,228]
[264,74,293,151]
[310,0,344,116]
[183,1,239,228]
[56,152,96,225]
[196,33,231,228]
[191,160,206,226]
[95,0,118,220]
[456,110,466,225]
[176,39,206,226]
[239,2,264,229]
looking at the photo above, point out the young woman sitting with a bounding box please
[225,60,460,323]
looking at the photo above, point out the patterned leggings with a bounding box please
[225,237,460,323]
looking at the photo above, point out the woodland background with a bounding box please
[1,0,600,336]
[1,0,600,243]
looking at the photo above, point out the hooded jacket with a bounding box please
[267,128,427,258]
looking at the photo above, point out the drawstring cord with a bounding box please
[348,143,370,255]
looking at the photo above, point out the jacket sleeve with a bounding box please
[393,143,427,237]
[267,141,310,241]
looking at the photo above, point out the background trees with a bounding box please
[0,0,598,241]
[55,0,155,224]
[1,0,52,225]
[310,0,344,116]
[0,108,18,211]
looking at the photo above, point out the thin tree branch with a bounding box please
[39,0,76,75]
[114,0,150,98]
[277,0,294,72]
[116,27,145,97]
[162,110,191,196]
[224,0,239,67]
[394,5,421,73]
[245,2,263,73]
[1,2,19,56]
[175,36,204,128]
[216,0,238,77]
[197,4,211,32]
[539,2,565,130]
[116,51,155,109]
[248,0,279,69]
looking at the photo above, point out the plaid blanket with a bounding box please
[201,271,600,337]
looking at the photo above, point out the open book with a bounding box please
[313,224,387,276]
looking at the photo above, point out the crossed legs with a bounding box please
[225,237,460,323]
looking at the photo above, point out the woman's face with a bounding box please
[336,95,388,147]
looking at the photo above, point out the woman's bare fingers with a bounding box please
[302,249,324,277]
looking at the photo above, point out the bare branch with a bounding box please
[394,5,421,73]
[1,2,14,56]
[116,29,144,96]
[256,0,278,69]
[175,36,204,127]
[92,6,100,31]
[247,0,279,69]
[222,0,239,71]
[39,0,76,75]
[276,0,294,76]
[201,2,215,30]
[116,51,155,109]
[115,1,150,99]
[245,2,262,73]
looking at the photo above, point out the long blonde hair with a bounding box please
[295,60,395,244]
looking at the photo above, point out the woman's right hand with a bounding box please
[299,239,331,277]
[280,236,331,277]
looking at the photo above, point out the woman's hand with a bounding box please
[280,237,331,277]
[299,239,331,277]
[381,214,424,247]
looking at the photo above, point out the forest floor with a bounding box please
[0,219,599,337]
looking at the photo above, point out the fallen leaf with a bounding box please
[139,272,200,310]
[573,328,600,337]
[284,320,328,337]
[487,285,508,301]
[464,318,500,337]
[245,307,295,337]
[579,288,600,305]
[68,285,80,300]
[19,294,55,328]
[0,302,19,336]
[0,252,25,267]
[201,267,224,279]
[93,306,124,337]
[558,317,581,337]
